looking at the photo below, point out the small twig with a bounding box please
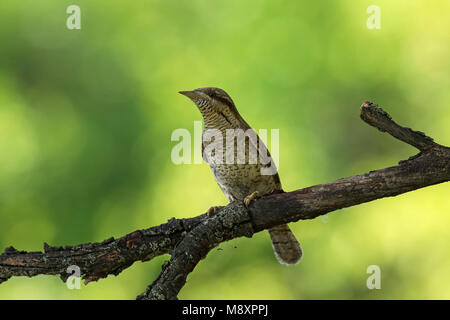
[360,101,437,151]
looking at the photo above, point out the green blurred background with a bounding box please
[0,0,449,299]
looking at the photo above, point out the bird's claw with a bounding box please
[244,191,260,208]
[207,206,224,217]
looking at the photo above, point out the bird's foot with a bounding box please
[207,206,224,217]
[244,191,260,208]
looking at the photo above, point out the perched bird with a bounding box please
[179,87,302,265]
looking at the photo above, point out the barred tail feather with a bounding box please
[268,224,302,265]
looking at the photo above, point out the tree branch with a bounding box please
[0,214,208,284]
[1,101,449,299]
[360,101,437,151]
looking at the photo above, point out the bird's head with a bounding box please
[179,87,241,121]
[179,87,234,111]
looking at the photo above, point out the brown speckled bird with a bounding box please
[180,87,302,265]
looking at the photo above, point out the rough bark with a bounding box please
[1,101,449,299]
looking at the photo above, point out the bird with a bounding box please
[179,87,302,265]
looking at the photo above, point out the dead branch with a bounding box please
[1,101,449,299]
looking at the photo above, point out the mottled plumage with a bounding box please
[180,87,302,265]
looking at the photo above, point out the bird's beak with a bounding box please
[179,90,210,101]
[178,90,198,99]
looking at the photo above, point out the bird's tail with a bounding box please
[268,224,302,265]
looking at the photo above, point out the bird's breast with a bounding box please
[202,128,281,201]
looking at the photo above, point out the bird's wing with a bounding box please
[248,128,283,190]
